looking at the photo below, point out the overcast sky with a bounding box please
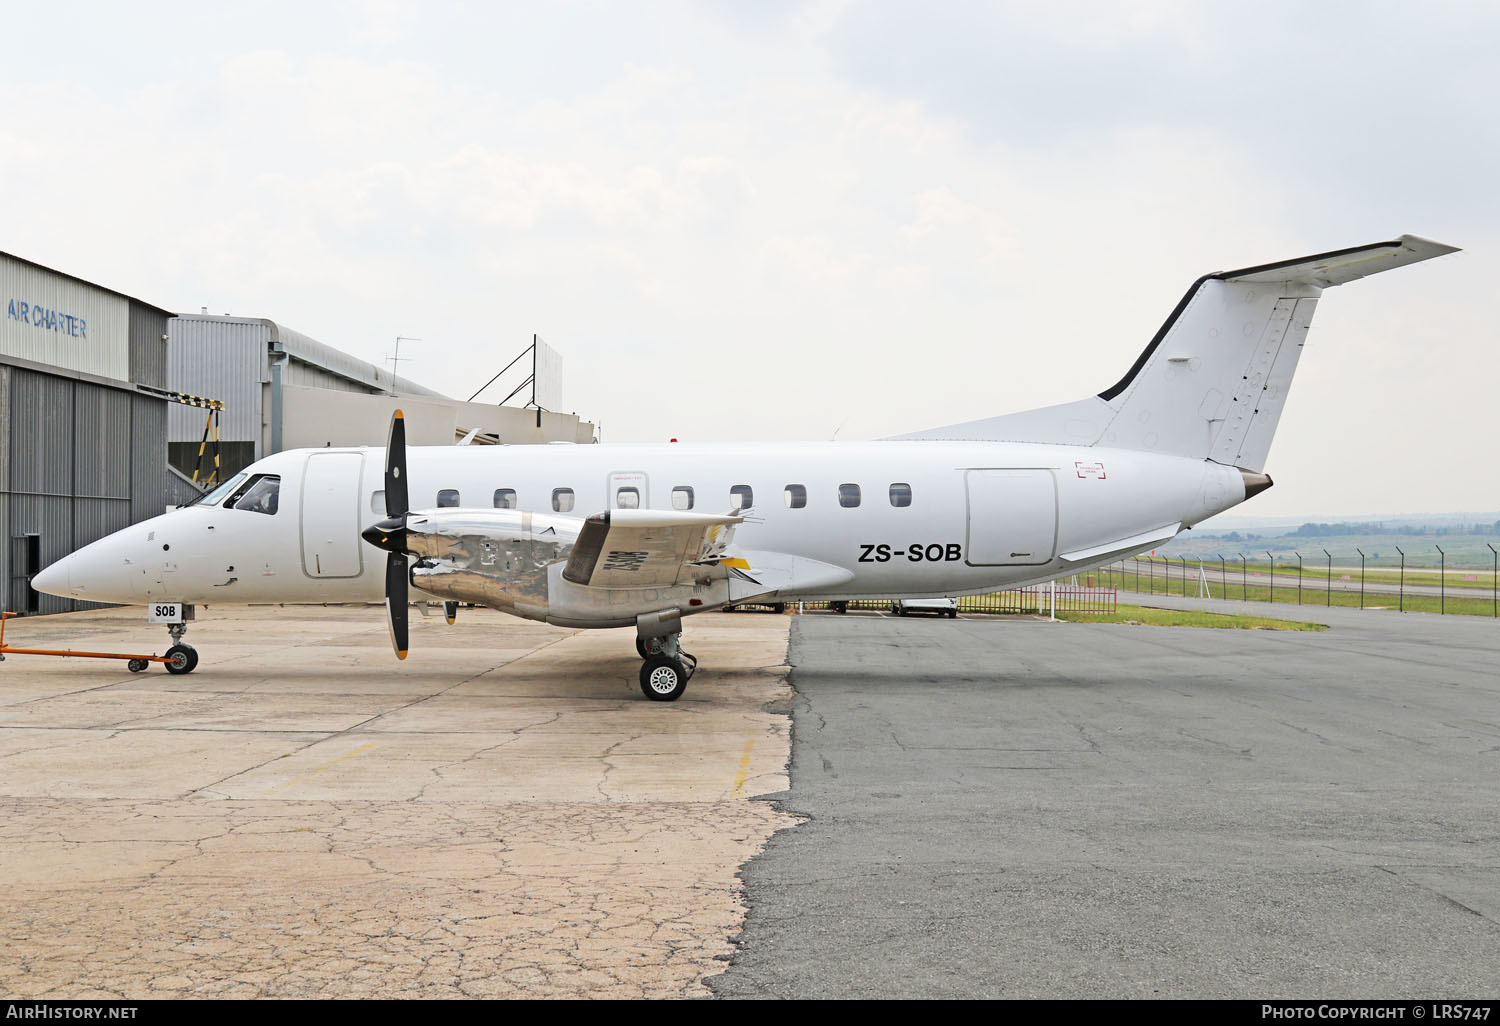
[4,1,1496,517]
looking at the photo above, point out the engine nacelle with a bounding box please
[403,508,582,623]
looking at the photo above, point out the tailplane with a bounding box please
[891,235,1458,472]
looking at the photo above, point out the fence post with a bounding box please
[1295,552,1303,605]
[1489,544,1497,619]
[1239,554,1247,601]
[1394,545,1405,613]
[1219,555,1226,600]
[1323,549,1332,607]
[1357,548,1365,609]
[1267,551,1275,606]
[1436,544,1445,615]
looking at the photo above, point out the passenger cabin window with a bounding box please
[552,488,575,513]
[838,483,861,508]
[784,484,807,509]
[493,488,517,509]
[616,486,641,509]
[889,483,912,507]
[228,475,281,515]
[672,486,695,511]
[730,484,753,510]
[371,490,385,514]
[437,489,460,508]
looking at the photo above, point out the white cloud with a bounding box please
[0,1,1494,516]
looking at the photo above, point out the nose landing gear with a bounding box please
[163,621,199,675]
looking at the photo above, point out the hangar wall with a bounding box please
[1,252,172,615]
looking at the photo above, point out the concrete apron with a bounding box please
[0,604,797,998]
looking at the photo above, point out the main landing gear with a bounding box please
[162,621,199,676]
[634,632,696,702]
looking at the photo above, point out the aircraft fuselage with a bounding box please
[38,439,1246,614]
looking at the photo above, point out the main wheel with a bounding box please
[635,636,666,659]
[164,644,198,675]
[127,658,148,673]
[639,656,688,701]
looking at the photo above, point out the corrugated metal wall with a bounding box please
[1,255,131,380]
[4,368,166,614]
[132,394,167,523]
[128,303,169,389]
[284,357,370,393]
[0,365,9,611]
[167,317,267,445]
[7,369,74,614]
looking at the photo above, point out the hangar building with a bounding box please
[1,252,172,615]
[3,255,596,617]
[167,316,596,498]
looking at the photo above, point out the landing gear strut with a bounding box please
[635,630,695,701]
[163,621,198,676]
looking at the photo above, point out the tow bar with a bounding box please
[0,611,180,673]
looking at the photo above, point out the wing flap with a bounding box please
[563,510,742,588]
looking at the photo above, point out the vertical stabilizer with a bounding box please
[890,235,1458,472]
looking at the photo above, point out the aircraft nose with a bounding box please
[30,557,69,597]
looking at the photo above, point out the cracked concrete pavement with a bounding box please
[0,605,797,998]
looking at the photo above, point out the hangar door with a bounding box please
[965,469,1057,566]
[302,452,364,578]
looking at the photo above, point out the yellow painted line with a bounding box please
[730,738,756,799]
[262,741,379,796]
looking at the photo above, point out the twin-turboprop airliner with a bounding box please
[33,236,1456,700]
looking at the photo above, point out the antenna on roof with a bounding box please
[385,336,421,393]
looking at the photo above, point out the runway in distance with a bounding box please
[33,235,1458,700]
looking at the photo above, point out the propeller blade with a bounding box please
[385,409,408,517]
[386,552,409,660]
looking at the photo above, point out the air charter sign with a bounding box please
[0,254,129,380]
[7,298,88,339]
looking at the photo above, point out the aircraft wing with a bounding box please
[562,510,743,588]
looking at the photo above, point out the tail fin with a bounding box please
[892,235,1458,472]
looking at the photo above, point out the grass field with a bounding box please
[1099,569,1499,617]
[1057,602,1327,631]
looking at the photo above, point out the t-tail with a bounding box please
[892,235,1458,479]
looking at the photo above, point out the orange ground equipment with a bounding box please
[0,611,191,673]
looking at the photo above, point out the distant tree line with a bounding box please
[1198,520,1500,542]
[1288,521,1500,537]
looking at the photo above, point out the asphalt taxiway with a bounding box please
[710,603,1500,998]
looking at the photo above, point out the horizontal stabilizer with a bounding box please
[1220,235,1458,288]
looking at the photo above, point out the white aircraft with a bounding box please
[33,235,1456,700]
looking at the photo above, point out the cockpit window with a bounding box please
[194,473,247,507]
[227,474,281,515]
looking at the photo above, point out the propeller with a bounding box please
[361,410,410,660]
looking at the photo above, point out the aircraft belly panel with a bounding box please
[964,469,1058,567]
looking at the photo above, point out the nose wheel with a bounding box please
[635,631,695,701]
[162,621,198,675]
